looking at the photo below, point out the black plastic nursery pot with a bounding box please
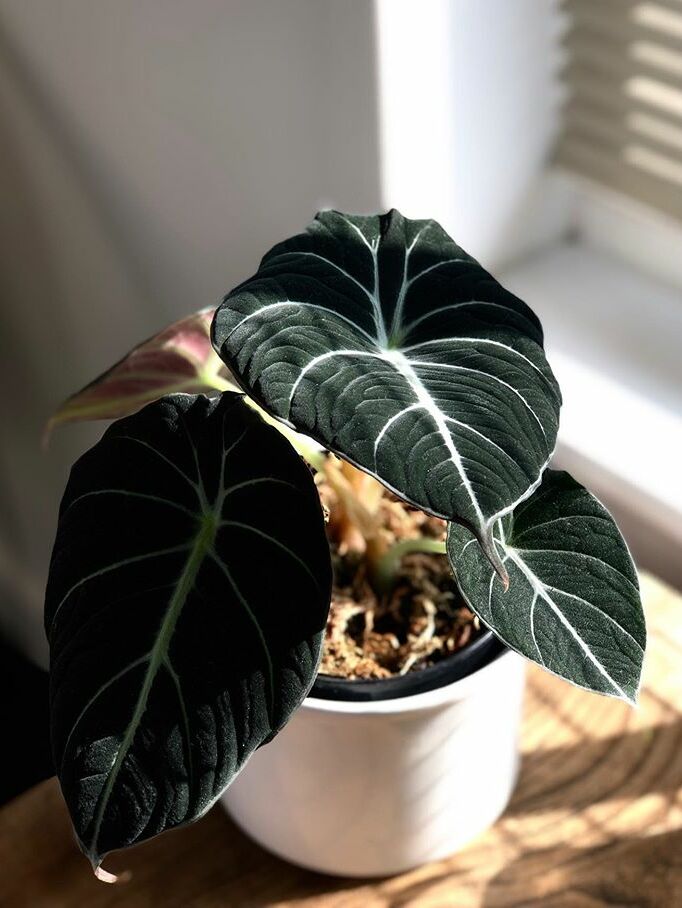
[311,628,506,702]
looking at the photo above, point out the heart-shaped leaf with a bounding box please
[212,209,561,572]
[45,307,235,439]
[46,393,331,874]
[447,470,645,702]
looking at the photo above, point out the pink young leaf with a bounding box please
[45,307,236,441]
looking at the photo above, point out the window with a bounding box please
[557,0,682,221]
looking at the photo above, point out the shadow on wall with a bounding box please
[0,0,382,663]
[0,83,88,663]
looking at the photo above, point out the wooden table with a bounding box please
[2,574,681,907]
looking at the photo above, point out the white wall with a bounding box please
[504,242,682,590]
[375,0,571,268]
[0,0,382,662]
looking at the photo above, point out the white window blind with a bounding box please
[557,0,682,220]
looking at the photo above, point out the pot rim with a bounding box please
[304,635,520,717]
[312,628,502,700]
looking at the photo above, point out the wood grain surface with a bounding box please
[1,573,680,907]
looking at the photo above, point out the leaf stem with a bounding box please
[371,537,447,595]
[204,375,327,471]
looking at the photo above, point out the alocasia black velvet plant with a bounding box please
[45,209,645,878]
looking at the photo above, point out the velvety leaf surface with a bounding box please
[447,470,645,702]
[45,393,331,873]
[46,308,235,438]
[212,209,561,568]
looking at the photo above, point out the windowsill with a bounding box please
[503,240,682,589]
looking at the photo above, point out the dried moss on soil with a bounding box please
[317,475,482,680]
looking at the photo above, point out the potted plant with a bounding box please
[45,210,645,881]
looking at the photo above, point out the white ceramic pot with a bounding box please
[222,644,525,877]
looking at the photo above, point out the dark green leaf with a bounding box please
[46,393,331,874]
[212,209,561,572]
[447,470,645,702]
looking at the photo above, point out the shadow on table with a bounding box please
[381,718,682,908]
[480,827,682,907]
[507,717,682,817]
[99,804,374,908]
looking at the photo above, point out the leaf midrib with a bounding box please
[87,514,217,867]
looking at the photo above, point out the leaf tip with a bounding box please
[624,660,645,708]
[625,682,643,709]
[93,863,130,884]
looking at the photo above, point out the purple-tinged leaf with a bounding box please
[46,308,236,440]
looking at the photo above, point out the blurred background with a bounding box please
[1,0,681,679]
